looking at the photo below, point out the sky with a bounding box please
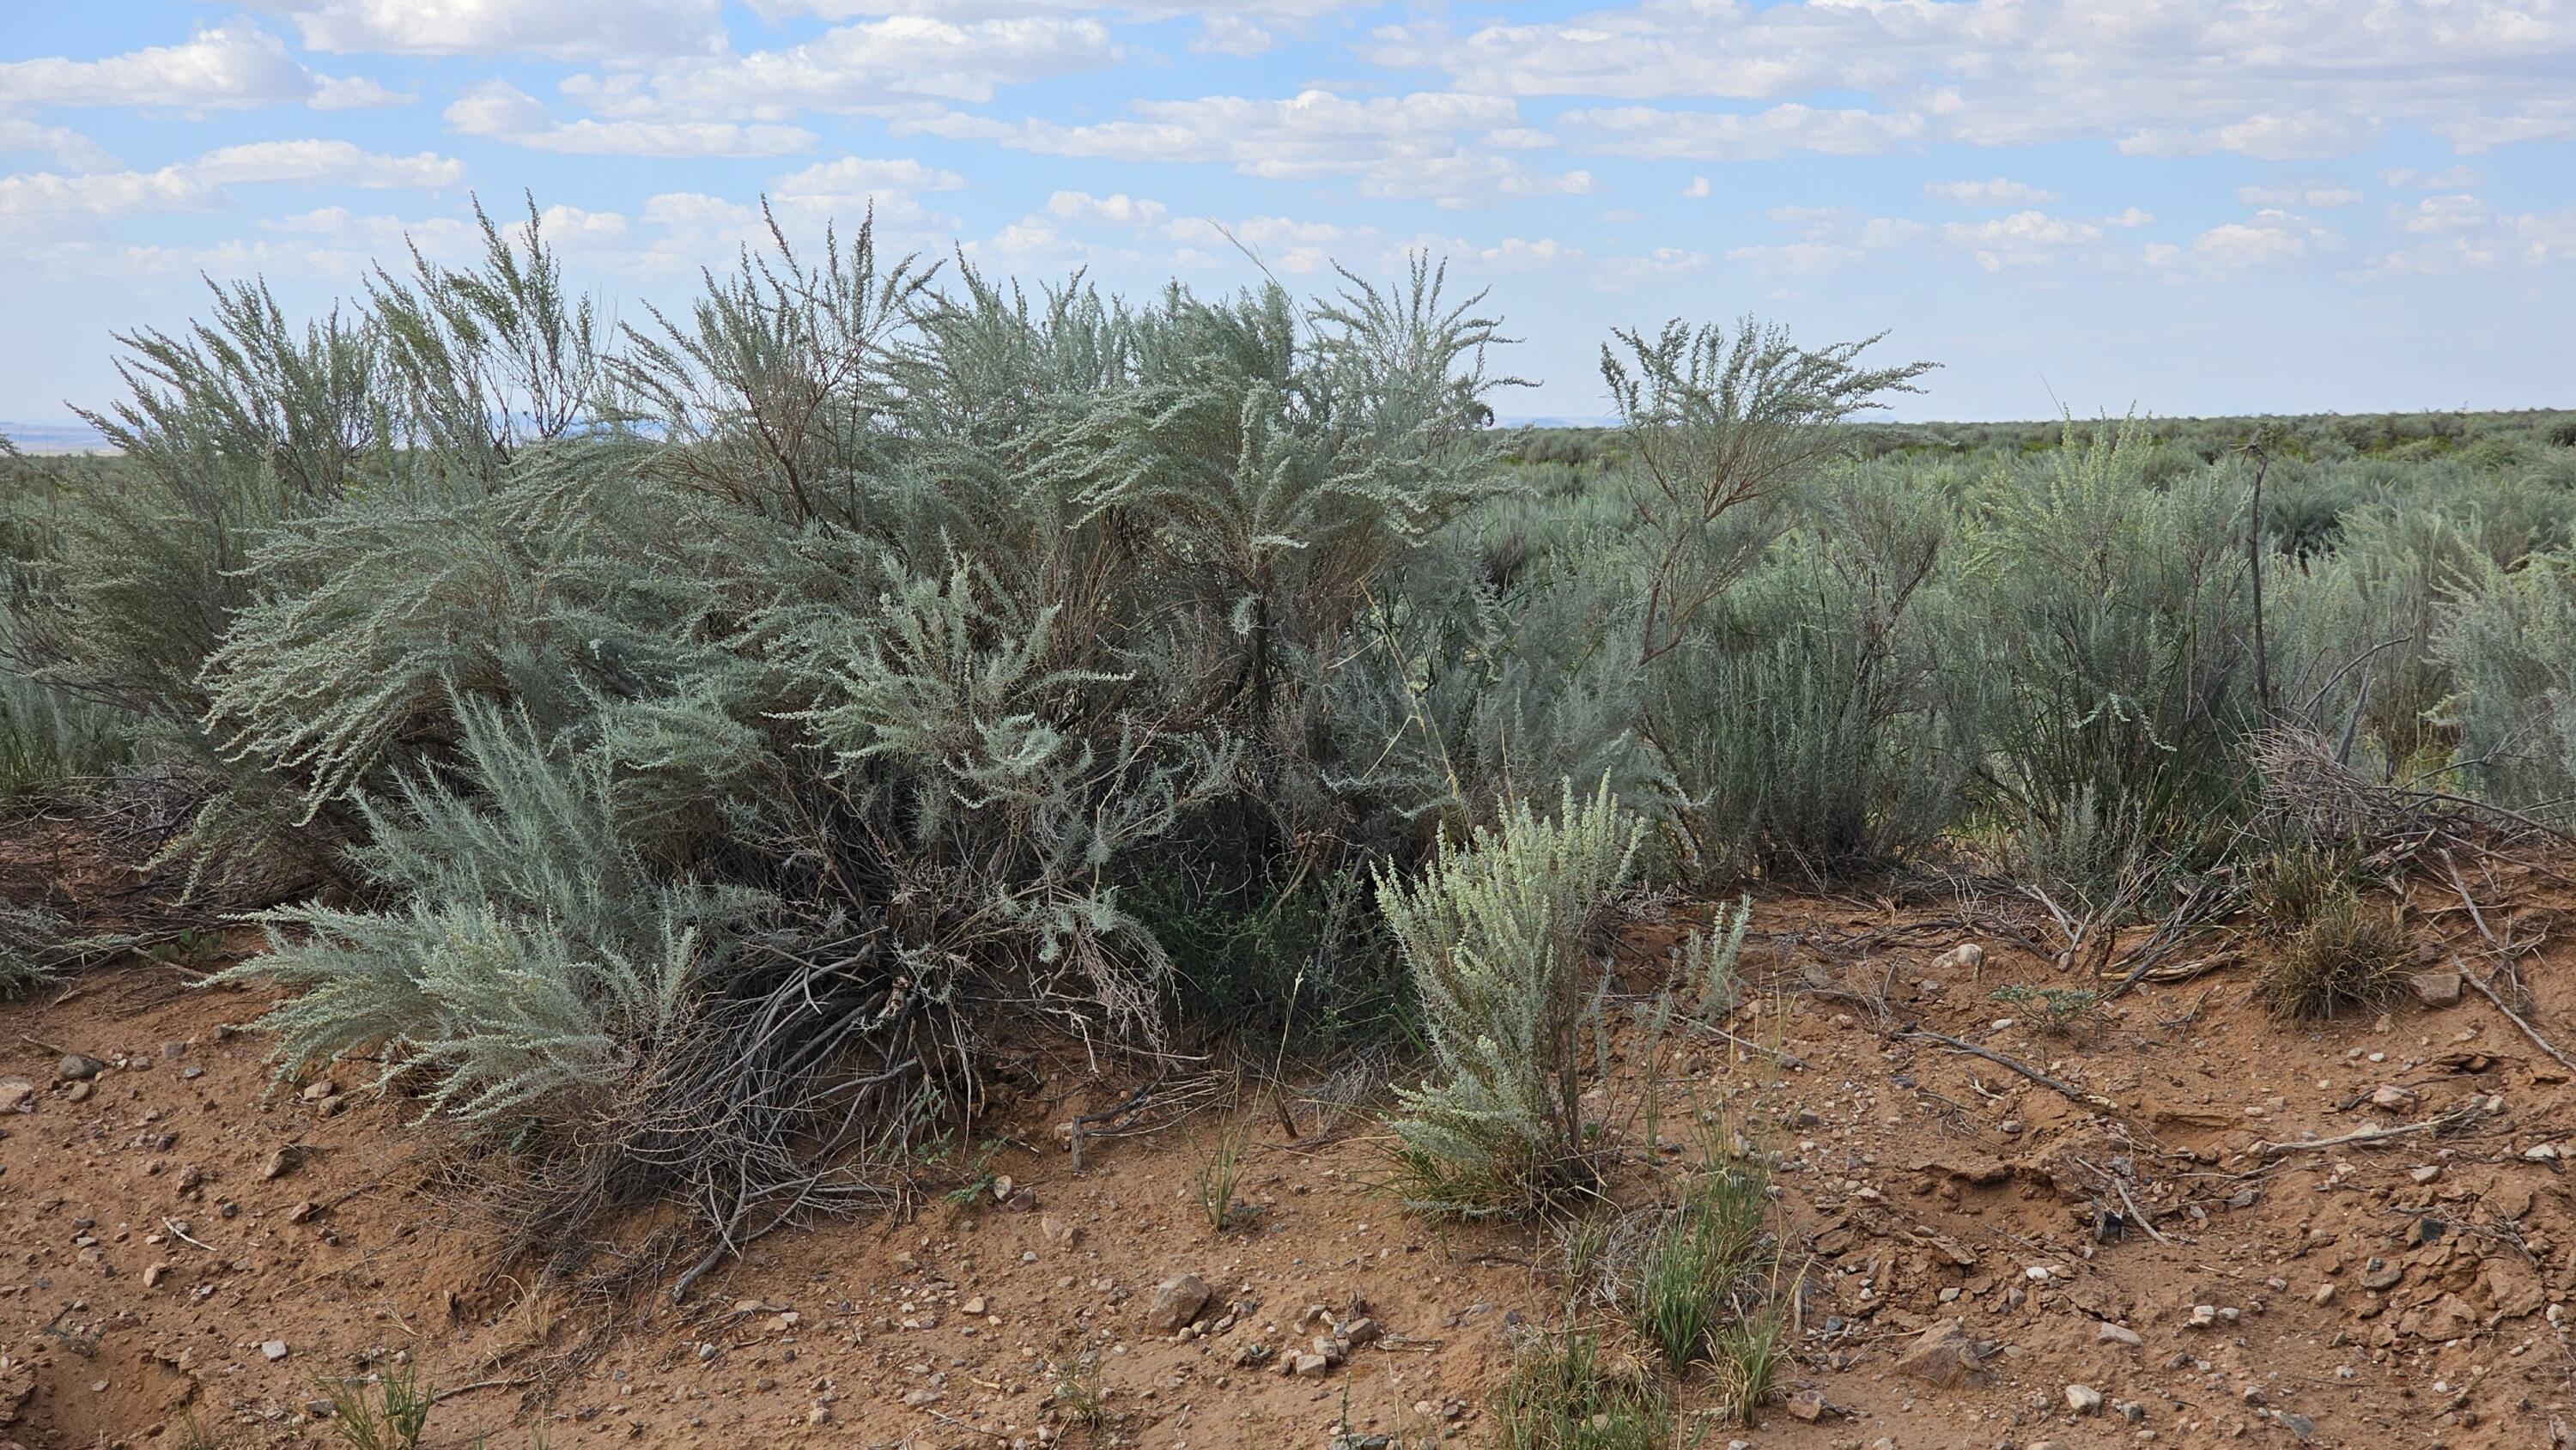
[0,2,2571,433]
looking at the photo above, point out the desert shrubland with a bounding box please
[4,197,2574,1306]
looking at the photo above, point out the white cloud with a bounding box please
[1045,191,1169,227]
[0,24,405,112]
[748,0,1362,22]
[446,82,814,157]
[1941,209,2107,270]
[2393,193,2494,234]
[1923,178,2055,206]
[1595,246,1710,288]
[1727,240,1864,276]
[907,90,1594,207]
[559,15,1120,118]
[2119,111,2378,161]
[1193,15,1275,57]
[191,140,465,189]
[1683,175,1711,198]
[2147,209,2343,277]
[772,155,969,199]
[245,0,725,58]
[1370,2,2576,164]
[1565,103,1925,160]
[2238,183,2364,208]
[1728,208,1929,276]
[2381,165,2482,190]
[0,118,117,173]
[0,140,464,223]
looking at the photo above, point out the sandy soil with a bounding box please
[5,843,2576,1449]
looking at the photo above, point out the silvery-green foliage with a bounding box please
[218,697,762,1123]
[2433,549,2576,813]
[1382,779,1640,1212]
[0,902,73,999]
[1958,416,2259,888]
[1601,317,1934,666]
[1645,470,1971,882]
[613,204,931,527]
[2269,503,2479,774]
[14,281,386,722]
[1324,526,1653,845]
[368,196,602,488]
[1671,894,1750,1021]
[774,548,1236,1033]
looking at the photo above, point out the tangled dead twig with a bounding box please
[1893,1027,2122,1117]
[2249,1104,2481,1158]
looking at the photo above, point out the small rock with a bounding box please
[261,1341,289,1362]
[58,1053,104,1081]
[261,1146,301,1181]
[962,1295,987,1316]
[2065,1384,2104,1416]
[64,1081,92,1103]
[2369,1084,2417,1111]
[0,1079,33,1113]
[2411,972,2463,1007]
[1041,1216,1081,1247]
[1144,1274,1212,1334]
[1784,1391,1824,1422]
[2409,1164,2442,1185]
[1340,1316,1382,1349]
[1291,1352,1330,1379]
[2186,1305,2218,1329]
[2312,1283,2337,1306]
[299,1078,337,1103]
[2096,1322,2142,1347]
[143,1262,172,1289]
[1931,943,1985,973]
[1893,1320,1986,1387]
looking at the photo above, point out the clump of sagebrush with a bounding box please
[112,204,1523,1287]
[1960,416,2263,898]
[0,902,73,999]
[1382,780,1640,1216]
[2259,893,2409,1022]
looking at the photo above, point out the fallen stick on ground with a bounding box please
[2250,1118,2447,1158]
[1895,1028,2123,1116]
[2461,973,2576,1075]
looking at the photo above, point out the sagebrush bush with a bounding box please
[11,186,2576,1291]
[2434,549,2576,814]
[1647,472,1973,880]
[215,698,767,1124]
[1961,416,2261,897]
[1383,780,1640,1215]
[0,903,73,999]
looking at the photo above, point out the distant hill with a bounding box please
[1,421,111,454]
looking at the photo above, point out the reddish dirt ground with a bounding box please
[6,852,2576,1448]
